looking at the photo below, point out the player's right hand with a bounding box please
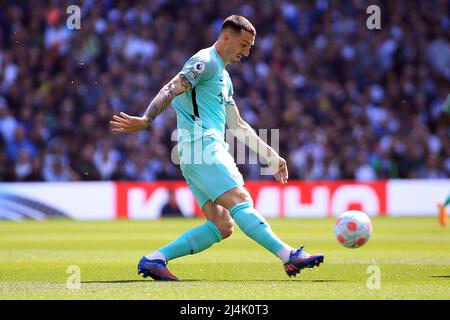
[269,156,289,185]
[110,112,150,133]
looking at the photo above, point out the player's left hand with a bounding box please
[110,112,150,133]
[269,156,289,184]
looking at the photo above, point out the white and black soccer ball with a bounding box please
[334,210,373,248]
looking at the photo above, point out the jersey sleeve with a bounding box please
[179,54,218,87]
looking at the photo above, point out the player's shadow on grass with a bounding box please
[82,280,151,284]
[82,279,343,283]
[180,279,345,283]
[430,275,450,278]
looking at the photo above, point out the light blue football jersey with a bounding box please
[172,46,235,144]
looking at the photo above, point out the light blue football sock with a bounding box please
[159,221,222,261]
[444,195,450,207]
[230,202,289,256]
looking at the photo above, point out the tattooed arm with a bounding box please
[110,74,192,133]
[143,74,192,122]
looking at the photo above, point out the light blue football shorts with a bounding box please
[179,137,244,209]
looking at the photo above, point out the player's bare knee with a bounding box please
[238,190,253,207]
[238,193,251,203]
[219,217,234,239]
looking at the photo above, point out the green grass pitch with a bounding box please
[0,217,449,299]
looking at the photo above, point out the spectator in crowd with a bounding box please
[14,148,32,180]
[109,161,132,181]
[93,138,120,180]
[6,126,37,162]
[71,143,102,181]
[43,159,79,182]
[0,99,18,143]
[24,157,45,182]
[160,189,183,217]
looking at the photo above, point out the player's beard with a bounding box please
[233,53,243,63]
[225,47,242,63]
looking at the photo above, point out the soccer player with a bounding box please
[110,15,324,281]
[438,195,449,227]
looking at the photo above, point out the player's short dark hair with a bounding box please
[221,15,256,36]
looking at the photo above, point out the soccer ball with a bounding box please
[334,210,372,248]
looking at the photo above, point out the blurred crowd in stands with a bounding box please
[0,0,449,182]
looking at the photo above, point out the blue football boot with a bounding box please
[138,256,180,281]
[284,246,324,277]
